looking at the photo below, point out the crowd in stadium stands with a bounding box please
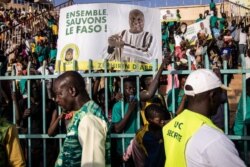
[0,0,250,166]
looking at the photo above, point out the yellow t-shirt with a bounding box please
[5,125,26,167]
[52,24,58,35]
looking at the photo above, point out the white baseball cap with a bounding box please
[184,69,230,96]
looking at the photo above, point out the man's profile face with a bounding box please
[149,112,169,128]
[210,88,224,116]
[53,80,74,111]
[124,81,136,98]
[129,11,144,33]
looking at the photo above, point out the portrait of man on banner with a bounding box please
[184,18,212,45]
[103,9,158,64]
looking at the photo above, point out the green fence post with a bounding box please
[0,63,2,116]
[241,53,248,165]
[27,61,32,167]
[42,60,47,167]
[104,60,109,120]
[223,60,229,134]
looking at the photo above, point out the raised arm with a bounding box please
[140,57,170,101]
[48,110,65,136]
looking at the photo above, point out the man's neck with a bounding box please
[73,97,90,111]
[187,104,210,118]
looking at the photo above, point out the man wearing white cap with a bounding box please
[162,69,246,167]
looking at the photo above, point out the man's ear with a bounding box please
[209,90,216,102]
[68,86,77,96]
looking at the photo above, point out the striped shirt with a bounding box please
[55,100,111,167]
[105,30,158,63]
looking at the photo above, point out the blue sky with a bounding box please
[54,0,222,7]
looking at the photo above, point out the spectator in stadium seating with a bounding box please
[47,101,67,137]
[95,88,114,122]
[51,20,59,43]
[111,77,138,166]
[49,42,57,64]
[233,78,250,159]
[212,22,221,39]
[140,57,170,125]
[196,13,204,23]
[18,78,44,166]
[198,21,209,40]
[204,10,211,20]
[129,104,171,167]
[167,73,188,115]
[210,11,221,30]
[174,26,184,59]
[209,0,216,12]
[219,12,227,31]
[238,20,249,66]
[233,78,250,136]
[45,99,65,166]
[176,9,181,22]
[229,20,237,40]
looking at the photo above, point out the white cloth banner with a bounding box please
[56,3,162,71]
[184,18,212,43]
[160,9,178,22]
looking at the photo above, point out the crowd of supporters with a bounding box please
[0,1,250,166]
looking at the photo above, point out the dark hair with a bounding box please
[97,88,111,101]
[247,78,250,88]
[145,104,171,121]
[55,71,87,97]
[177,74,188,83]
[140,74,152,89]
[66,48,73,54]
[123,76,136,85]
[129,9,144,18]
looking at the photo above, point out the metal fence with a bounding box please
[0,55,250,166]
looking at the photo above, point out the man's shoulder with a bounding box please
[125,30,152,36]
[186,125,246,167]
[80,114,107,126]
[194,124,224,136]
[79,100,108,122]
[163,112,183,129]
[81,100,101,111]
[113,100,125,108]
[187,124,229,151]
[0,118,12,130]
[167,88,181,96]
[0,120,15,143]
